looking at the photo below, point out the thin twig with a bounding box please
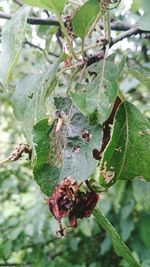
[25,40,59,57]
[0,264,31,266]
[0,12,60,26]
[111,26,140,45]
[13,0,23,7]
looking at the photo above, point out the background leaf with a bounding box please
[99,101,150,187]
[12,58,61,142]
[72,0,100,39]
[133,178,150,209]
[138,0,150,31]
[0,6,30,87]
[128,67,150,88]
[139,214,150,249]
[23,0,67,13]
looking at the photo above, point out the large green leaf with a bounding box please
[72,0,100,39]
[71,55,119,125]
[12,58,61,142]
[0,6,30,87]
[99,101,150,187]
[32,119,60,196]
[128,67,150,88]
[93,209,141,267]
[23,0,66,13]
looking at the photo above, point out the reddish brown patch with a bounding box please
[93,97,122,160]
[48,177,99,233]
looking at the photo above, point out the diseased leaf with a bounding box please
[60,105,103,181]
[12,58,61,142]
[53,97,103,181]
[71,55,119,125]
[99,101,150,187]
[72,0,100,39]
[32,98,103,194]
[128,67,150,88]
[32,119,60,196]
[0,6,30,87]
[23,0,66,13]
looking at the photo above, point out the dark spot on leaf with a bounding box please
[72,146,80,153]
[93,149,101,160]
[82,130,90,142]
[100,97,122,154]
[28,93,33,99]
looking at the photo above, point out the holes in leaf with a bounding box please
[81,130,90,142]
[28,93,33,99]
[103,84,107,90]
[72,146,80,153]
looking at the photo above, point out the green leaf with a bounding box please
[133,178,150,209]
[12,58,61,142]
[54,97,103,181]
[71,55,119,125]
[32,119,60,196]
[120,218,135,242]
[0,6,30,87]
[23,0,66,13]
[99,101,150,187]
[100,234,112,255]
[139,214,150,249]
[128,67,150,88]
[131,0,143,12]
[139,0,150,31]
[93,209,141,267]
[72,0,100,39]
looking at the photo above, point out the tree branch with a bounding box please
[24,40,59,58]
[13,0,23,7]
[0,264,31,267]
[0,12,60,26]
[0,11,138,31]
[1,11,149,40]
[111,26,139,45]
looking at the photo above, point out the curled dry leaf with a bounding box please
[48,177,99,234]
